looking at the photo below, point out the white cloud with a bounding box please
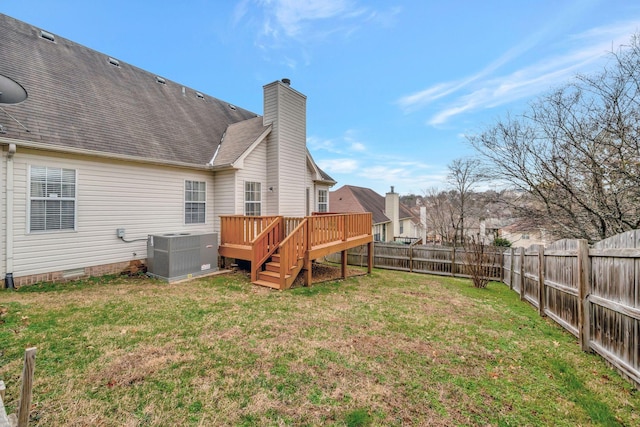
[399,20,640,126]
[308,130,368,153]
[307,135,338,152]
[241,0,398,49]
[350,142,366,151]
[271,0,355,37]
[317,158,359,173]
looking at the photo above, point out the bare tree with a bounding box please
[422,187,456,244]
[469,34,640,243]
[447,158,486,245]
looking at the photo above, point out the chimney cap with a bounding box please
[281,78,291,86]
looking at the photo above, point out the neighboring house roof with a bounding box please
[0,14,258,167]
[329,185,415,225]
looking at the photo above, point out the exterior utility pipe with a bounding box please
[5,143,15,288]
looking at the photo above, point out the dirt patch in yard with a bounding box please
[88,343,194,388]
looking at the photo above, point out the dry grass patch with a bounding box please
[88,343,195,388]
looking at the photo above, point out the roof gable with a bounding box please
[211,117,271,167]
[0,14,258,166]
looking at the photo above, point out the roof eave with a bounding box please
[0,137,214,171]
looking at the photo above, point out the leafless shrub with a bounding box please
[463,235,490,288]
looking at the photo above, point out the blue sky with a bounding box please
[3,1,640,195]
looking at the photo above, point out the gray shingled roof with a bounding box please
[212,117,271,167]
[0,14,259,166]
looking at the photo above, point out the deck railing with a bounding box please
[308,213,372,246]
[279,219,308,283]
[220,215,280,246]
[250,217,283,282]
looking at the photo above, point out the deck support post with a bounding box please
[304,258,312,286]
[367,241,373,274]
[341,250,347,279]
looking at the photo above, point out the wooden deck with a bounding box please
[219,213,374,289]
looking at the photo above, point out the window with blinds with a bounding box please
[185,180,206,224]
[29,166,76,232]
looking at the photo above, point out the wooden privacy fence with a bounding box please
[325,242,503,280]
[330,232,640,389]
[502,230,640,388]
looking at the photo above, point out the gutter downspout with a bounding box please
[5,143,15,288]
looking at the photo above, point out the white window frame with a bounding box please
[184,180,207,224]
[28,165,77,232]
[244,181,262,216]
[317,189,328,213]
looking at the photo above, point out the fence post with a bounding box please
[577,239,591,352]
[519,247,525,301]
[16,347,36,427]
[451,246,456,277]
[509,247,515,290]
[0,381,8,427]
[538,245,545,317]
[409,244,413,273]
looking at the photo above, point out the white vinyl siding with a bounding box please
[263,82,307,217]
[0,152,5,275]
[236,140,267,214]
[10,149,214,278]
[29,166,77,232]
[184,180,206,224]
[213,170,235,235]
[244,182,261,216]
[317,189,328,212]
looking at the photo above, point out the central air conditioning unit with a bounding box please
[147,232,218,282]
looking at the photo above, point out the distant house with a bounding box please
[0,14,336,286]
[330,185,422,242]
[499,220,552,248]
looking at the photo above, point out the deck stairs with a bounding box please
[219,214,373,290]
[253,252,303,289]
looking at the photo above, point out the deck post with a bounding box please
[342,214,347,241]
[304,217,313,286]
[367,241,373,274]
[341,250,347,279]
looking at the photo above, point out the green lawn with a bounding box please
[0,268,638,426]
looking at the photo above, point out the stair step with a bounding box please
[258,270,291,283]
[252,279,282,289]
[265,262,280,272]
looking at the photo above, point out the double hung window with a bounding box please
[29,166,76,232]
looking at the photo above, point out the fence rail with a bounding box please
[325,242,503,280]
